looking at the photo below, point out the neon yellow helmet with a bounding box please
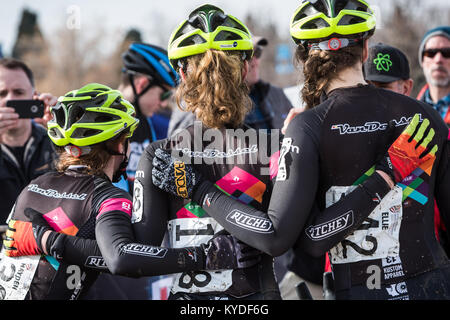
[47,83,139,148]
[290,0,376,49]
[167,4,253,69]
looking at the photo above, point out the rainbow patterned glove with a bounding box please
[376,114,438,184]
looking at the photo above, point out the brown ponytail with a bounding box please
[295,43,364,110]
[175,50,252,129]
[55,132,129,176]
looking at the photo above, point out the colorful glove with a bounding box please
[2,208,53,257]
[376,114,438,183]
[200,231,262,270]
[152,148,204,199]
[24,207,53,252]
[3,219,41,257]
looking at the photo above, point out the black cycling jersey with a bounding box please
[0,166,205,300]
[132,123,282,299]
[1,167,111,300]
[189,84,450,300]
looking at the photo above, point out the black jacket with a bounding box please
[0,122,56,222]
[245,80,293,130]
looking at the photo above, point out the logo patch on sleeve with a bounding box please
[225,210,273,233]
[305,211,354,241]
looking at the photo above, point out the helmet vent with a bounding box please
[71,128,103,139]
[337,14,365,26]
[214,30,242,41]
[303,18,330,29]
[67,105,86,129]
[335,0,349,13]
[293,4,321,22]
[179,34,207,48]
[94,115,116,123]
[49,128,64,139]
[310,0,327,15]
[172,22,196,45]
[188,15,208,32]
[344,0,369,12]
[110,100,127,113]
[52,103,67,129]
[210,12,227,30]
[222,17,248,34]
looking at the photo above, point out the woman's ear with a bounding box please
[362,39,370,63]
[242,60,249,80]
[179,67,187,82]
[116,141,125,154]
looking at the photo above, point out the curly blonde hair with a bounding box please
[175,50,252,129]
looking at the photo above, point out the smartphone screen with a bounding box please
[6,99,45,118]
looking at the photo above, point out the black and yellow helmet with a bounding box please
[47,83,139,148]
[167,4,253,69]
[290,0,376,49]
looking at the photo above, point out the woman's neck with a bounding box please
[326,64,367,94]
[103,159,115,181]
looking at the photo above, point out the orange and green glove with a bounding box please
[3,219,41,257]
[3,208,53,257]
[376,114,438,184]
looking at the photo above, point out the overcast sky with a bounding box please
[1,0,449,55]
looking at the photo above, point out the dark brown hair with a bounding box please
[295,43,364,109]
[55,133,128,176]
[0,58,35,88]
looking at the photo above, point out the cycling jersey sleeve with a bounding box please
[95,206,204,277]
[44,232,110,272]
[191,112,391,257]
[131,142,170,246]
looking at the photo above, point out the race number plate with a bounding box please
[168,217,233,294]
[328,186,403,264]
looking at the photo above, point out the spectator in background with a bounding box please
[364,41,450,259]
[243,36,293,130]
[0,58,57,223]
[167,36,293,136]
[417,26,450,125]
[114,42,178,195]
[364,43,414,96]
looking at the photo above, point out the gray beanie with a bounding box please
[418,26,450,67]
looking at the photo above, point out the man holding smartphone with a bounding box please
[0,58,57,223]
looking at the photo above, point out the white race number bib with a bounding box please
[328,185,403,264]
[168,217,233,294]
[0,249,40,300]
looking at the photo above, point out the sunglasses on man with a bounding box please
[152,82,172,101]
[423,48,450,59]
[124,68,173,101]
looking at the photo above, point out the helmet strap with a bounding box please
[128,73,154,117]
[104,138,130,183]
